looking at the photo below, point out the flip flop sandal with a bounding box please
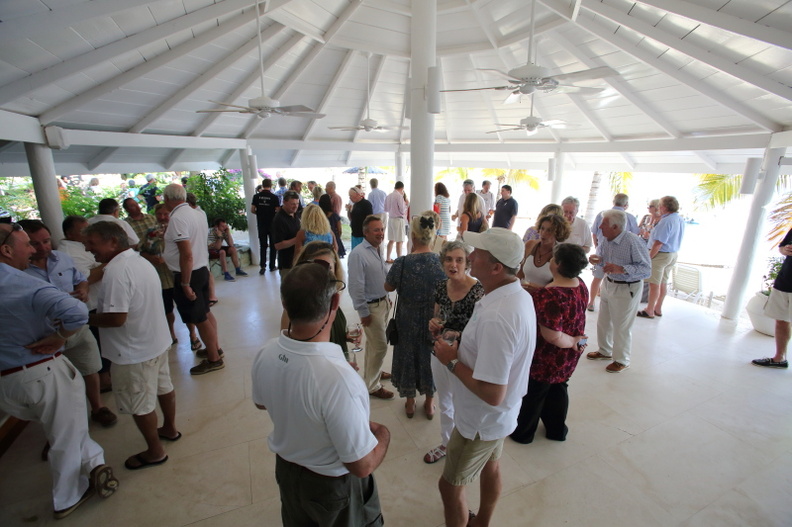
[636,310,655,318]
[423,446,447,464]
[158,431,182,442]
[90,464,119,498]
[191,339,203,351]
[125,453,168,470]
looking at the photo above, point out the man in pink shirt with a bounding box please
[383,182,408,263]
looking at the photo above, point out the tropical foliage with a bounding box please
[0,177,37,219]
[481,168,541,190]
[608,171,633,195]
[185,168,247,231]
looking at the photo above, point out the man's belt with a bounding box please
[607,278,640,285]
[367,295,387,304]
[1,352,62,377]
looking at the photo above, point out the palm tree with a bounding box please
[694,172,792,244]
[608,171,634,195]
[435,167,471,183]
[480,168,541,190]
[583,171,633,224]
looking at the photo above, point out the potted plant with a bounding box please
[745,256,784,336]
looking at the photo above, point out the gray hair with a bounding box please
[613,193,629,207]
[439,240,472,270]
[561,196,580,209]
[83,221,130,250]
[163,183,186,202]
[602,209,626,231]
[462,179,475,188]
[648,198,660,209]
[661,195,679,213]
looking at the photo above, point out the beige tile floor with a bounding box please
[2,267,791,526]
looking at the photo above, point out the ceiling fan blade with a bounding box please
[552,66,618,83]
[542,119,568,127]
[284,112,326,119]
[276,104,316,113]
[207,100,251,111]
[196,109,247,113]
[329,126,362,131]
[553,85,606,95]
[486,127,523,134]
[441,86,512,93]
[477,68,523,83]
[503,92,523,105]
[378,125,410,131]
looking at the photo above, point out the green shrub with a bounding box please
[186,168,247,231]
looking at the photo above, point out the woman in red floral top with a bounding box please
[510,243,589,444]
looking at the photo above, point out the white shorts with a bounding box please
[112,351,173,415]
[764,288,792,322]
[388,217,406,242]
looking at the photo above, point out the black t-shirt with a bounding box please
[350,199,373,237]
[774,229,792,292]
[251,190,279,224]
[493,197,518,229]
[271,210,301,269]
[139,182,159,211]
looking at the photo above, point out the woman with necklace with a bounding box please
[518,214,570,293]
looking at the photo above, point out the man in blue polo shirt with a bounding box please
[638,195,686,319]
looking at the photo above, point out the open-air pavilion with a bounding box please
[1,1,792,525]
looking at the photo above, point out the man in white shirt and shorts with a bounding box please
[434,227,536,527]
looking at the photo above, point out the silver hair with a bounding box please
[561,196,580,209]
[439,240,472,270]
[602,209,626,230]
[613,193,629,207]
[163,183,186,202]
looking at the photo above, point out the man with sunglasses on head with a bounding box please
[0,223,119,519]
[252,262,390,526]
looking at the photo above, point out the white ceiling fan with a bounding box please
[486,94,567,135]
[442,0,618,103]
[329,52,409,133]
[197,2,324,120]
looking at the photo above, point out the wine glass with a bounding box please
[441,329,460,346]
[347,323,363,353]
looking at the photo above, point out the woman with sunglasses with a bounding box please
[281,242,359,370]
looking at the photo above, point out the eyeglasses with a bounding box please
[0,222,22,247]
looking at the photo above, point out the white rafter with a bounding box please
[0,0,254,106]
[292,49,357,165]
[39,10,256,124]
[584,1,792,103]
[637,0,792,51]
[577,10,782,132]
[322,0,364,45]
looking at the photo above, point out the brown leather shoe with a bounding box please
[91,407,118,427]
[369,387,394,399]
[380,371,392,380]
[605,361,629,373]
[586,351,611,361]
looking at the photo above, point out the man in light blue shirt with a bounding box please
[586,209,651,373]
[641,196,686,318]
[588,193,640,312]
[20,220,116,427]
[348,216,394,399]
[0,223,118,518]
[368,178,387,216]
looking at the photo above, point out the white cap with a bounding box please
[463,228,524,269]
[145,174,155,181]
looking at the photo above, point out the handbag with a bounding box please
[386,258,404,345]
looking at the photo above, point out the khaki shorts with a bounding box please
[63,325,102,376]
[442,428,504,486]
[649,251,678,285]
[387,217,406,242]
[764,287,792,322]
[112,351,173,415]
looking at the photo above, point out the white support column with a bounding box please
[240,148,260,267]
[409,0,436,217]
[395,150,404,182]
[25,142,65,244]
[722,146,787,320]
[550,151,565,204]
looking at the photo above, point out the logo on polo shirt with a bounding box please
[278,353,288,363]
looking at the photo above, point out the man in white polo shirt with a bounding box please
[252,262,390,526]
[162,184,225,375]
[84,221,180,471]
[433,227,536,527]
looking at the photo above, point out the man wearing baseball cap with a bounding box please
[433,227,536,527]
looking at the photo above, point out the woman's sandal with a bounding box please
[636,310,655,319]
[423,445,447,464]
[405,399,415,419]
[424,402,435,420]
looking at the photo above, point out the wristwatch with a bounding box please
[446,359,459,373]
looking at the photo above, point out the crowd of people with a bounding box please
[7,169,790,526]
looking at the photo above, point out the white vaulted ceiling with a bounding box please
[0,0,791,175]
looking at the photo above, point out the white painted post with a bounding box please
[25,142,65,244]
[241,148,260,267]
